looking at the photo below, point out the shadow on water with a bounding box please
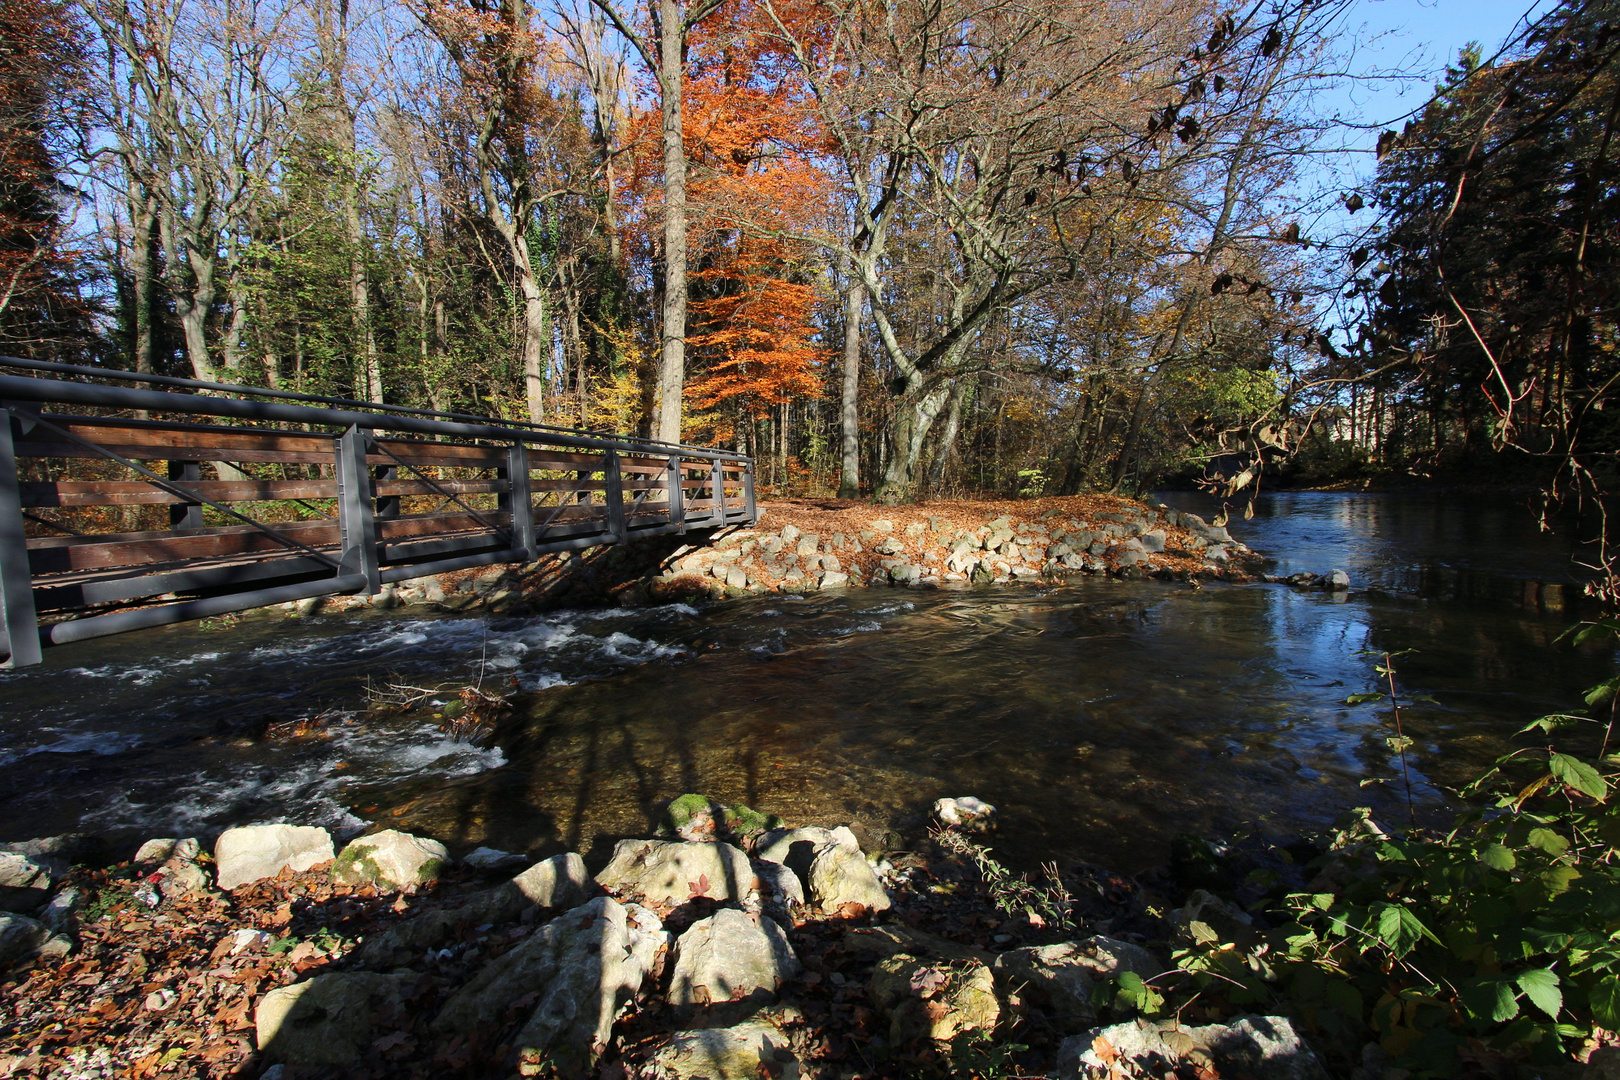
[1,490,1615,872]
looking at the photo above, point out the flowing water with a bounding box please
[1,490,1613,871]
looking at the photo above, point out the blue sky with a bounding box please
[1330,0,1555,161]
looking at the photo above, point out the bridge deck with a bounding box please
[0,360,756,666]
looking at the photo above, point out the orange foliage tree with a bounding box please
[618,0,833,447]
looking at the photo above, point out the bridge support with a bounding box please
[0,407,41,667]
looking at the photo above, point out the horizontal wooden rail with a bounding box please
[0,365,756,666]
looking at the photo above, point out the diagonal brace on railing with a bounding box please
[371,440,514,542]
[18,409,345,571]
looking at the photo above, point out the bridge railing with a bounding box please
[0,359,756,667]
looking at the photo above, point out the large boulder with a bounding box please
[214,825,334,890]
[331,830,448,891]
[435,896,667,1077]
[1056,1015,1328,1080]
[648,1020,801,1080]
[595,839,756,910]
[669,908,800,1008]
[868,954,999,1045]
[255,972,413,1066]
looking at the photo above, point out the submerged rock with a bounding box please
[661,794,782,845]
[461,846,529,875]
[332,830,448,891]
[214,825,334,891]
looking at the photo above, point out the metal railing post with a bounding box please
[604,449,626,543]
[0,407,41,667]
[168,461,204,530]
[375,463,400,521]
[667,455,684,532]
[335,425,380,594]
[743,460,757,523]
[504,442,536,560]
[709,459,724,527]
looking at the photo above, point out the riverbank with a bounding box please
[0,800,1347,1080]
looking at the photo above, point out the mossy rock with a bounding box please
[661,794,783,844]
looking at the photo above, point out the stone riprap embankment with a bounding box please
[0,797,1334,1080]
[639,493,1256,601]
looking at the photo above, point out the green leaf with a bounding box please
[1573,620,1620,646]
[1526,828,1570,856]
[1462,978,1520,1022]
[1549,753,1608,800]
[1372,903,1437,958]
[1345,692,1386,705]
[1386,735,1415,754]
[1519,713,1591,736]
[1516,969,1561,1020]
[1480,843,1516,871]
[1324,978,1363,1021]
[1585,678,1620,708]
[1592,977,1620,1030]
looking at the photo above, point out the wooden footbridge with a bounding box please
[0,358,756,667]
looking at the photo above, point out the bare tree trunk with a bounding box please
[127,189,155,375]
[927,379,965,492]
[654,0,688,444]
[839,278,863,497]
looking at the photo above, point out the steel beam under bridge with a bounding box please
[0,357,757,667]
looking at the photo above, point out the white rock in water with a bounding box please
[933,797,996,830]
[1326,568,1350,591]
[332,830,448,891]
[214,824,335,891]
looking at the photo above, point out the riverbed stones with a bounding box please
[255,972,412,1066]
[669,908,800,1008]
[869,954,999,1044]
[214,825,335,891]
[332,830,448,891]
[1326,568,1351,590]
[649,1019,801,1080]
[1140,529,1167,553]
[435,896,666,1076]
[134,838,213,901]
[595,839,756,909]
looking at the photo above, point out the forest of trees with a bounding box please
[0,0,1359,503]
[8,0,1620,506]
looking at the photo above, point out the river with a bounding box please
[1,490,1612,871]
